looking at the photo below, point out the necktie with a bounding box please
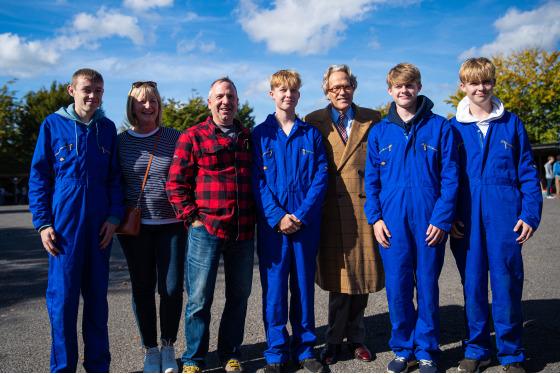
[336,113,348,143]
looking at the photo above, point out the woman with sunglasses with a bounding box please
[117,81,186,373]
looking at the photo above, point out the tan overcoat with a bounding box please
[304,104,385,295]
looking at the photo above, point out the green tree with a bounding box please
[0,81,21,173]
[162,91,256,132]
[373,101,391,119]
[445,48,560,143]
[14,82,74,173]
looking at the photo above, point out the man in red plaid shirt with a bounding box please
[166,77,255,373]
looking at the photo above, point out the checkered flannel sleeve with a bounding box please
[166,131,197,221]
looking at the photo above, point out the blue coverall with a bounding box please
[449,111,542,366]
[252,114,328,364]
[364,105,458,362]
[28,106,124,372]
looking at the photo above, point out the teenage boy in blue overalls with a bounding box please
[29,68,124,372]
[449,57,542,374]
[252,70,328,373]
[364,63,458,374]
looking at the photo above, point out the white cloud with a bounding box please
[123,0,173,11]
[0,7,145,78]
[237,0,379,55]
[459,1,560,60]
[177,32,216,54]
[70,7,145,46]
[0,33,60,77]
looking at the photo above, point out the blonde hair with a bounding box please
[71,68,103,87]
[126,83,163,127]
[321,64,357,95]
[386,63,421,88]
[459,57,495,84]
[270,69,301,90]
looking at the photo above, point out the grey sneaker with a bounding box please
[143,347,161,373]
[458,357,491,373]
[161,345,178,373]
[387,356,418,373]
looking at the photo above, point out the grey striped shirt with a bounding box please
[117,126,181,224]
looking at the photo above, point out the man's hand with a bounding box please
[425,224,446,247]
[373,219,391,249]
[99,221,118,249]
[450,221,465,239]
[40,226,60,257]
[191,216,203,227]
[514,219,534,244]
[277,214,301,235]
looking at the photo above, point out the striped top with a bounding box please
[117,126,181,224]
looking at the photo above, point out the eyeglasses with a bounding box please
[328,85,354,94]
[132,81,157,88]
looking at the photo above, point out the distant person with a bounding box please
[554,155,560,198]
[28,68,124,372]
[117,81,186,373]
[0,187,5,205]
[304,65,385,367]
[252,70,328,373]
[545,156,554,199]
[449,57,543,373]
[364,63,458,373]
[166,77,255,373]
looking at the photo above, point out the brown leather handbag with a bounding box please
[116,129,161,236]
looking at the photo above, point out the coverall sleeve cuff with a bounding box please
[106,215,121,226]
[37,223,53,232]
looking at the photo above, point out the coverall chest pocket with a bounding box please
[262,149,277,182]
[379,144,392,181]
[496,138,516,171]
[419,138,439,166]
[200,143,229,171]
[300,147,315,186]
[53,140,77,174]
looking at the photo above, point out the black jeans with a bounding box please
[118,222,187,348]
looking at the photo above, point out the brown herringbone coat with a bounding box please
[304,104,385,294]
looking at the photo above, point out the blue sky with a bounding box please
[1,0,560,127]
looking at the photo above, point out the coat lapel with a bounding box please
[338,105,370,170]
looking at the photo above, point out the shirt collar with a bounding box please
[330,104,354,124]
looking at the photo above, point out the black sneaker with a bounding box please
[503,363,525,373]
[458,357,491,373]
[299,358,326,373]
[262,363,285,373]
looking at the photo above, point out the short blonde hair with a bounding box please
[459,57,495,84]
[126,83,163,127]
[386,63,421,88]
[270,69,301,90]
[321,64,357,95]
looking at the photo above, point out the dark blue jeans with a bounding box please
[118,222,187,348]
[181,224,254,367]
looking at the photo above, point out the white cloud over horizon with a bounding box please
[0,7,145,78]
[459,1,560,60]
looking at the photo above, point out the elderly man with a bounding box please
[166,77,255,373]
[304,64,385,365]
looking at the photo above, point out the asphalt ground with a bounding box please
[0,199,559,373]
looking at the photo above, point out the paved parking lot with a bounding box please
[0,200,559,372]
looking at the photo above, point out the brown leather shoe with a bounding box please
[320,344,341,365]
[349,342,372,362]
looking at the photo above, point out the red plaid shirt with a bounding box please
[166,117,255,241]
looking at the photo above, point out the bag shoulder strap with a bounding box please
[136,128,161,206]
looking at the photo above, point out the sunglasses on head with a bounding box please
[132,81,157,88]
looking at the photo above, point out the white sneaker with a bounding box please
[161,345,178,373]
[547,195,555,199]
[143,347,161,373]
